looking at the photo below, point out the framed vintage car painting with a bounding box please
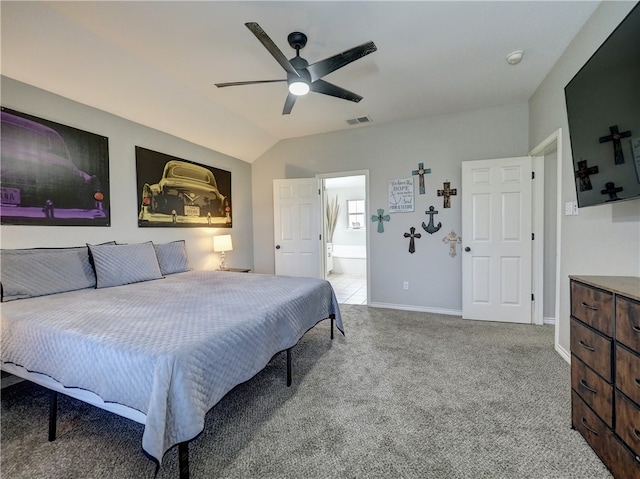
[0,107,110,226]
[136,146,232,228]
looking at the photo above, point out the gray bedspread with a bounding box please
[1,270,343,463]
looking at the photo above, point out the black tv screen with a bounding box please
[564,2,640,208]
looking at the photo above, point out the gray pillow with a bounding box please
[0,247,96,301]
[89,242,164,289]
[153,240,191,275]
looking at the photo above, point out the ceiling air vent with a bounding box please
[346,116,371,125]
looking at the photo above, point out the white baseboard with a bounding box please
[555,342,571,364]
[543,316,556,325]
[367,302,462,317]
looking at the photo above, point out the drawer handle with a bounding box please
[579,379,597,394]
[581,417,598,435]
[578,340,595,352]
[635,378,640,388]
[633,325,640,333]
[580,301,598,311]
[634,429,640,441]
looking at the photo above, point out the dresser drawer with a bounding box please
[571,318,613,382]
[572,391,640,478]
[572,355,613,426]
[571,281,613,336]
[617,344,640,405]
[608,435,640,479]
[572,390,614,463]
[617,296,640,353]
[616,390,640,457]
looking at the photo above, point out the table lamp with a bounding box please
[213,234,233,271]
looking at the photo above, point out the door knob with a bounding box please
[275,245,281,249]
[464,246,471,252]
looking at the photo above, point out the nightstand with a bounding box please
[220,268,251,273]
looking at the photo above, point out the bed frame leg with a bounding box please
[286,347,292,387]
[178,441,190,479]
[330,314,335,339]
[48,391,58,442]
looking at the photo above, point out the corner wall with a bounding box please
[0,77,254,270]
[529,2,640,356]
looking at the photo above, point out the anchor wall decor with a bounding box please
[437,181,457,208]
[411,162,432,195]
[403,226,422,254]
[371,208,390,233]
[421,206,442,234]
[442,230,462,258]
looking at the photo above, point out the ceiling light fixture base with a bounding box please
[506,50,524,65]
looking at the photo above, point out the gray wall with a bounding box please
[529,2,640,356]
[252,102,529,313]
[0,77,254,271]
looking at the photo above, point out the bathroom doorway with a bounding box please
[321,172,368,305]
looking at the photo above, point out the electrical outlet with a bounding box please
[565,202,574,216]
[573,202,579,215]
[403,281,409,290]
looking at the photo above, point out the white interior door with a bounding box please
[273,178,321,278]
[462,157,533,323]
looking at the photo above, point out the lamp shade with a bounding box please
[213,234,233,252]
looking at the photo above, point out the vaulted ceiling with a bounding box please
[1,1,601,163]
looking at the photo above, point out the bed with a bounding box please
[0,241,343,477]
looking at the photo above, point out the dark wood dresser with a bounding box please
[570,275,640,478]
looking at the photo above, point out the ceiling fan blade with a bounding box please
[282,93,296,115]
[310,79,363,103]
[215,79,286,88]
[306,41,377,82]
[245,22,300,78]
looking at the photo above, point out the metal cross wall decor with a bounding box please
[575,160,599,191]
[437,181,457,208]
[371,208,390,233]
[421,206,442,234]
[442,230,462,258]
[403,226,422,254]
[599,125,632,165]
[411,162,432,195]
[601,181,623,201]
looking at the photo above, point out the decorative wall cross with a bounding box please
[371,208,390,233]
[599,125,631,165]
[421,206,442,234]
[437,181,458,208]
[411,162,431,195]
[600,181,623,201]
[403,227,422,254]
[575,159,599,191]
[442,230,462,258]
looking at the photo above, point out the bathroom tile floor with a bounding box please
[327,273,367,305]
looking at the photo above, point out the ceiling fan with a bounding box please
[215,22,377,115]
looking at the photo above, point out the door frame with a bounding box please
[316,169,370,303]
[529,128,564,361]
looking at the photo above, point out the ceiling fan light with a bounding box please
[288,81,310,96]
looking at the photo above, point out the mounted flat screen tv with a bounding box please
[564,2,640,208]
